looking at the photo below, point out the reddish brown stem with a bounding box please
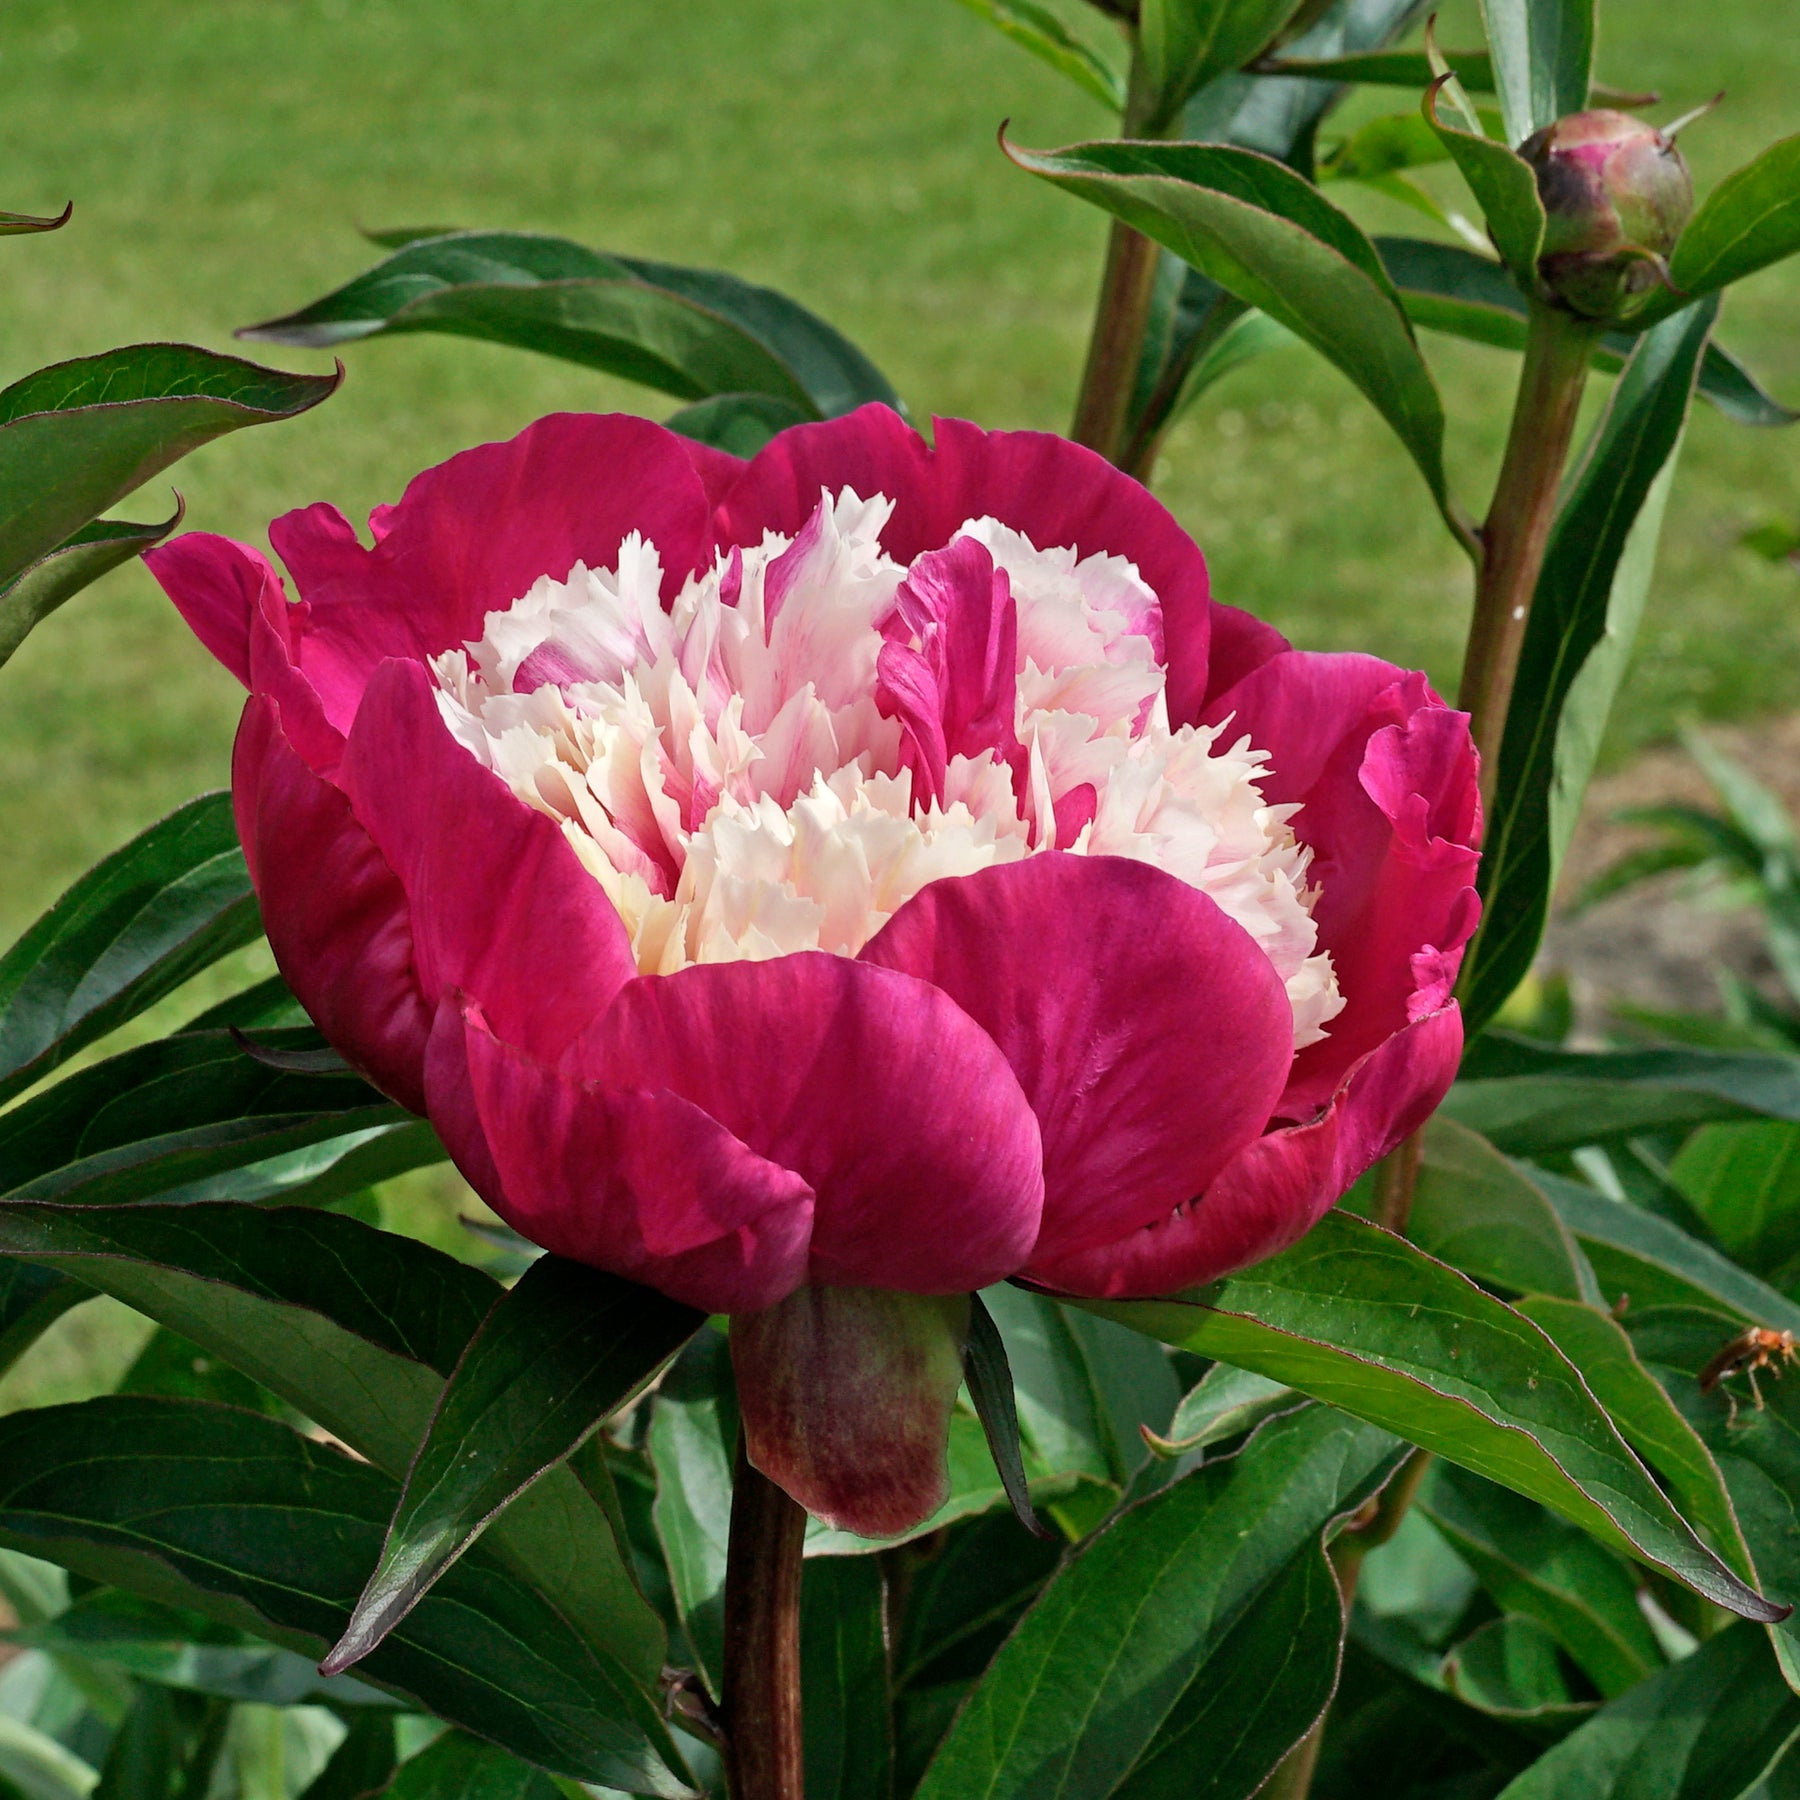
[722,1441,807,1800]
[1070,216,1165,462]
[1372,1128,1426,1237]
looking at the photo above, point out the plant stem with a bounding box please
[1070,48,1165,464]
[1371,1129,1425,1236]
[1458,301,1602,811]
[722,1441,807,1800]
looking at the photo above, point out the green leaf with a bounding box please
[5,1590,392,1710]
[1253,47,1497,89]
[1409,1116,1597,1301]
[1672,1122,1800,1280]
[381,1733,562,1800]
[296,1714,397,1800]
[1512,1295,1756,1587]
[90,1684,229,1800]
[1534,1168,1800,1334]
[0,203,72,236]
[802,1557,892,1800]
[1146,1362,1295,1457]
[1460,298,1718,1033]
[1139,0,1310,129]
[1007,135,1462,535]
[1494,1623,1800,1798]
[0,1030,408,1206]
[1419,1463,1664,1695]
[1077,1210,1780,1620]
[1421,80,1546,281]
[0,794,259,1108]
[661,393,811,457]
[952,0,1124,110]
[0,345,336,595]
[916,1403,1402,1800]
[1477,0,1596,148]
[327,1255,701,1672]
[1441,1615,1596,1738]
[0,506,183,671]
[240,232,898,421]
[0,1201,666,1689]
[0,1398,690,1794]
[963,1294,1048,1537]
[1377,236,1797,424]
[1665,135,1800,310]
[0,1259,85,1382]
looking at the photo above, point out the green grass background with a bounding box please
[2,0,1797,949]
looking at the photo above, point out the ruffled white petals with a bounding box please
[429,491,1344,1047]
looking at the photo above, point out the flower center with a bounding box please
[430,490,1344,1048]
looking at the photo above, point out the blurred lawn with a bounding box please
[1,0,1797,946]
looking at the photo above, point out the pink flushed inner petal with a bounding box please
[423,485,1347,1048]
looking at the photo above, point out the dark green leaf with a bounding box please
[953,0,1125,110]
[1409,1115,1597,1301]
[1421,80,1545,281]
[1140,0,1311,128]
[1460,298,1718,1033]
[0,1259,84,1381]
[91,1684,229,1800]
[1512,1294,1755,1584]
[297,1714,397,1800]
[1746,520,1800,560]
[1535,1167,1800,1333]
[1495,1622,1800,1798]
[1671,1122,1800,1281]
[1078,1210,1780,1620]
[1009,135,1459,531]
[1419,1463,1663,1695]
[802,1556,892,1800]
[1478,0,1595,148]
[118,1325,277,1411]
[1448,1035,1800,1153]
[0,793,259,1108]
[0,203,71,236]
[381,1733,562,1800]
[916,1403,1400,1799]
[0,345,337,594]
[661,393,811,457]
[0,505,183,670]
[240,232,897,420]
[1440,1615,1596,1738]
[1664,135,1800,311]
[1700,349,1799,428]
[327,1255,700,1671]
[1254,47,1495,88]
[181,973,307,1033]
[963,1294,1049,1538]
[0,1398,690,1794]
[0,1201,666,1687]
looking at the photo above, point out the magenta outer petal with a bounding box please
[445,1003,815,1315]
[267,414,717,733]
[143,533,276,690]
[860,854,1294,1265]
[1031,1002,1464,1298]
[716,407,1216,724]
[1204,651,1481,1118]
[233,698,432,1113]
[336,659,638,1061]
[566,953,1046,1293]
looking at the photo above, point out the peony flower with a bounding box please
[149,406,1480,1535]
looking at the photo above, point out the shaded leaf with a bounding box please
[0,506,183,671]
[0,1398,690,1794]
[1495,1622,1800,1798]
[296,1714,396,1800]
[0,1259,85,1381]
[1463,297,1715,1033]
[1419,1462,1663,1695]
[91,1684,228,1800]
[1441,1615,1596,1739]
[1077,1210,1779,1619]
[1147,1362,1296,1457]
[802,1557,892,1800]
[915,1403,1401,1800]
[0,346,337,594]
[1673,1122,1800,1280]
[1253,47,1495,88]
[1139,0,1310,129]
[963,1293,1049,1537]
[0,793,258,1108]
[327,1255,700,1672]
[661,393,809,457]
[0,1201,666,1687]
[381,1733,562,1800]
[240,232,897,420]
[1478,0,1595,149]
[953,0,1124,109]
[1009,134,1460,530]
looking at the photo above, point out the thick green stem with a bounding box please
[722,1441,807,1800]
[1070,47,1165,464]
[1459,301,1602,811]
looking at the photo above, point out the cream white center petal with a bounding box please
[430,489,1344,1048]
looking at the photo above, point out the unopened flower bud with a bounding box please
[1519,109,1694,320]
